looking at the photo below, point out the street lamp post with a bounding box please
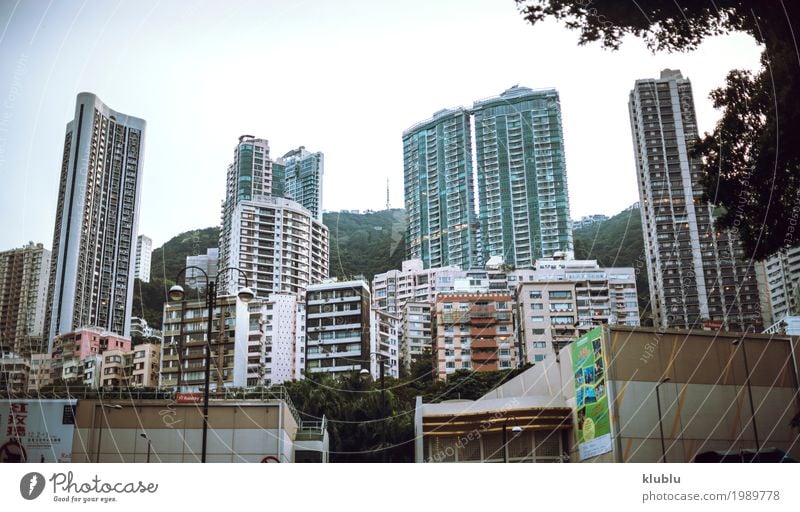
[732,337,761,455]
[95,403,122,463]
[139,433,152,463]
[655,377,670,463]
[359,352,389,461]
[501,418,523,463]
[168,265,254,463]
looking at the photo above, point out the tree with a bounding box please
[516,0,800,259]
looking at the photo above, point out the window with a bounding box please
[532,342,546,349]
[530,316,544,323]
[445,362,455,369]
[549,291,572,299]
[534,355,545,362]
[529,291,542,299]
[531,303,543,310]
[532,328,545,335]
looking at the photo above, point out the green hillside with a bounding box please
[324,209,406,280]
[131,208,408,329]
[572,206,651,324]
[132,207,651,329]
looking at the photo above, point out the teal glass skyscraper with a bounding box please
[472,86,573,267]
[403,108,478,269]
[280,146,324,222]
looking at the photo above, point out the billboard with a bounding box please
[571,327,612,460]
[0,399,77,463]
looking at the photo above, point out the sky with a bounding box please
[0,0,763,250]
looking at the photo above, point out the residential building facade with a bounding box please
[45,93,146,347]
[629,69,764,331]
[432,292,516,380]
[220,196,328,298]
[185,247,219,288]
[473,86,574,265]
[403,108,478,269]
[0,242,50,355]
[280,146,324,222]
[305,280,376,378]
[160,296,249,392]
[247,293,303,386]
[27,353,52,391]
[371,259,463,316]
[761,245,800,324]
[514,259,639,363]
[50,327,132,385]
[134,235,152,283]
[372,309,400,378]
[401,301,432,369]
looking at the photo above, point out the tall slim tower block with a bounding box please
[629,70,763,331]
[45,93,146,348]
[280,146,324,223]
[403,108,478,269]
[473,86,574,266]
[134,235,152,283]
[219,136,329,298]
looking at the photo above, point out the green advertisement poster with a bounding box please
[571,326,612,460]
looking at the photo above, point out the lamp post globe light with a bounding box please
[359,352,390,461]
[502,418,523,463]
[168,265,253,463]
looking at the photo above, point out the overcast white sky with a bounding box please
[0,0,762,250]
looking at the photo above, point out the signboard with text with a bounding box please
[0,399,77,463]
[571,327,612,461]
[176,393,203,404]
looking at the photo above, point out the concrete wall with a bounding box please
[603,327,800,462]
[72,399,298,463]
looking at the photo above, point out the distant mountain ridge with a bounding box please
[133,206,650,329]
[572,206,651,323]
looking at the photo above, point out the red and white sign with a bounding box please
[176,393,204,404]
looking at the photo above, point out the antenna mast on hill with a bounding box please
[386,177,390,210]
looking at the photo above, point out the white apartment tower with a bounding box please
[629,70,763,331]
[45,93,146,348]
[219,136,329,299]
[134,235,152,283]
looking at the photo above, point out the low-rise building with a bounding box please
[27,353,52,391]
[400,302,432,369]
[50,327,131,385]
[514,259,639,364]
[372,259,463,316]
[161,296,249,392]
[416,326,800,463]
[305,280,376,378]
[372,310,399,378]
[432,292,516,380]
[0,353,30,393]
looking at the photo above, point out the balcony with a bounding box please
[471,338,498,349]
[470,351,498,363]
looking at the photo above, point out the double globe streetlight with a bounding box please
[167,265,254,463]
